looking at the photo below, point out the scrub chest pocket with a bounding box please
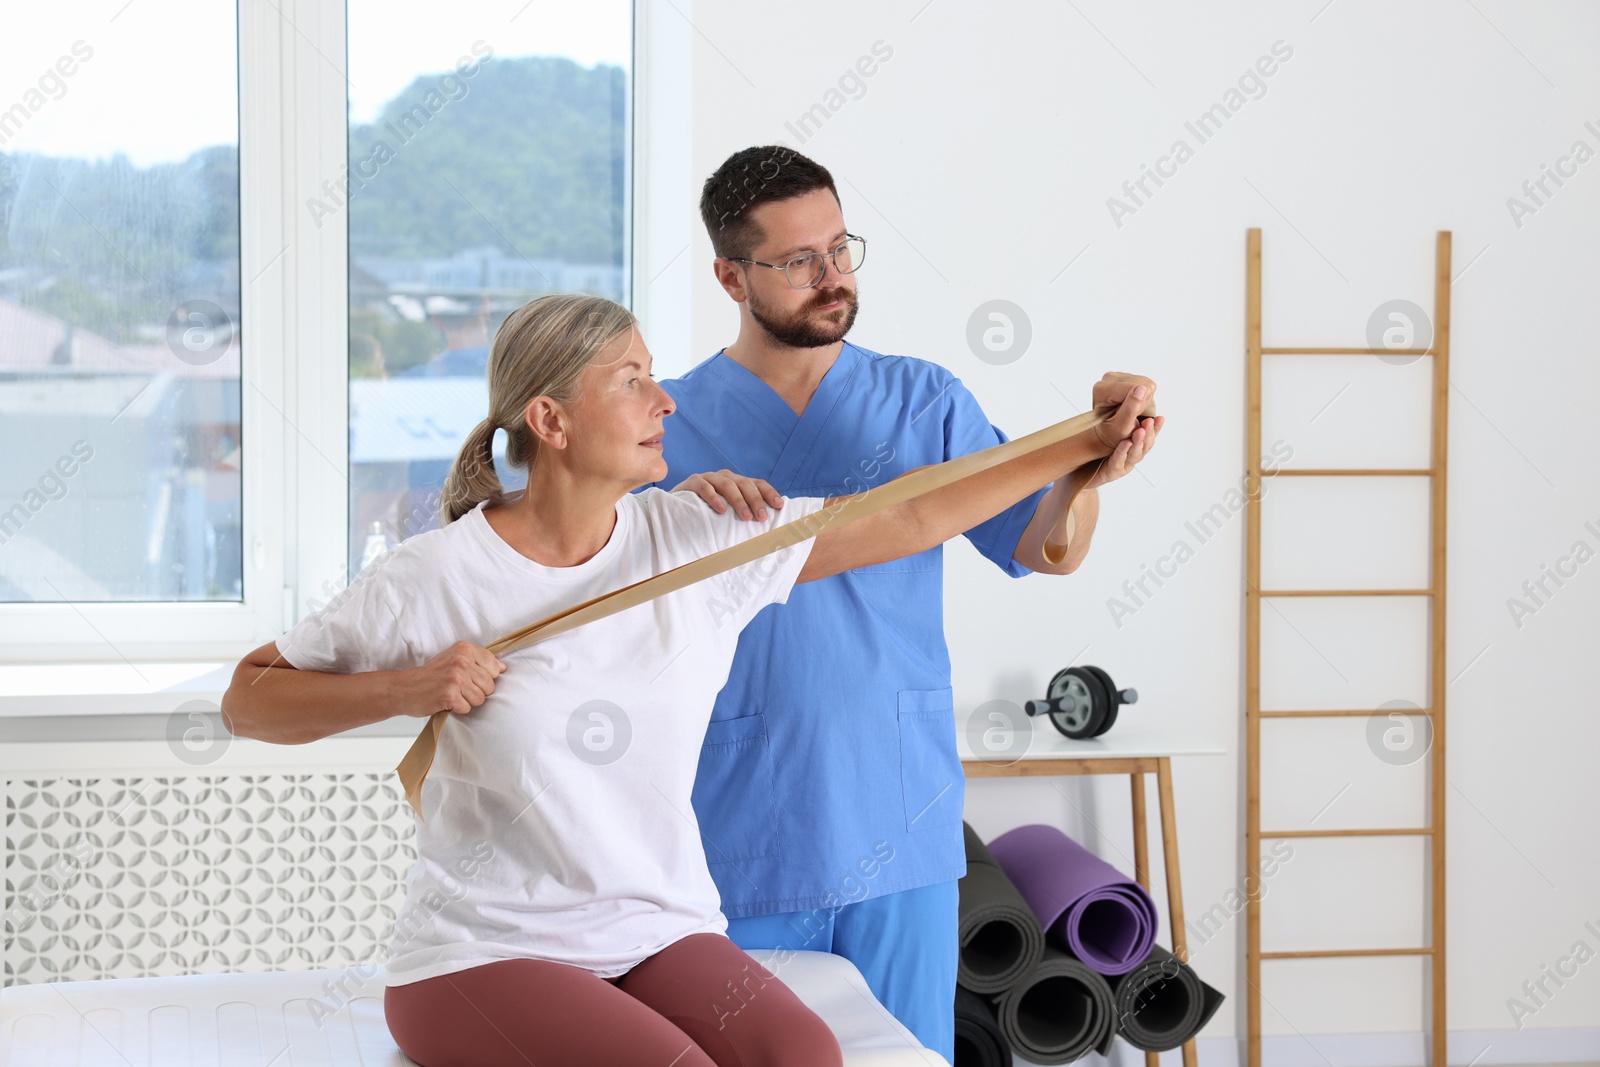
[692,711,783,864]
[896,687,964,832]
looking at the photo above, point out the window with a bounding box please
[0,7,242,604]
[0,1,653,665]
[343,2,632,576]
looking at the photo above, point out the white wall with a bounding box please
[652,0,1600,1056]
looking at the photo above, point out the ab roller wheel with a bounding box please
[1023,665,1138,739]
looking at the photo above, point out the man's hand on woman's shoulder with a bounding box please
[671,470,785,521]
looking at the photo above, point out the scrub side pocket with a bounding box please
[691,711,783,864]
[897,687,964,833]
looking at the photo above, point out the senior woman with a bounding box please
[221,293,1156,1067]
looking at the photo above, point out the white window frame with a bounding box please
[0,0,693,683]
[0,0,292,664]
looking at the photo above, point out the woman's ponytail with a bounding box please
[440,416,503,525]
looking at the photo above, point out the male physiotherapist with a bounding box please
[646,146,1161,1061]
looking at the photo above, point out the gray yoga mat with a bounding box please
[990,947,1115,1065]
[959,822,1047,994]
[1108,944,1226,1052]
[954,984,1012,1067]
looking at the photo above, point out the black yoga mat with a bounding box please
[954,985,1012,1067]
[990,947,1115,1065]
[1108,944,1226,1052]
[958,822,1046,994]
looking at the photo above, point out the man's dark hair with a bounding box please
[699,145,840,261]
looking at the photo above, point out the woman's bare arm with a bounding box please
[221,640,506,745]
[797,391,1147,584]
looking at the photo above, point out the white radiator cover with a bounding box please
[4,762,418,987]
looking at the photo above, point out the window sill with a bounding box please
[0,661,234,717]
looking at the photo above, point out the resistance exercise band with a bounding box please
[396,400,1154,817]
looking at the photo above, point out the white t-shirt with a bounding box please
[276,487,831,984]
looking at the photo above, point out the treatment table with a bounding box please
[0,948,947,1066]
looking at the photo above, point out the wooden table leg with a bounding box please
[1131,772,1150,889]
[1131,773,1159,1067]
[1158,756,1199,1067]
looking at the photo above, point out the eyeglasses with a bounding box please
[726,234,867,290]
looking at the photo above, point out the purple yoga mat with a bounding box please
[987,823,1158,976]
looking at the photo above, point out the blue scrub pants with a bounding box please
[725,879,958,1064]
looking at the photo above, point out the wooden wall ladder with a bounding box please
[1244,228,1451,1067]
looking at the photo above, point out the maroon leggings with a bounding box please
[384,933,843,1067]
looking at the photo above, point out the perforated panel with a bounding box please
[4,773,417,986]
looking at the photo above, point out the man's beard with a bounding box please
[747,282,860,349]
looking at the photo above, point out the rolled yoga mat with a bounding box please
[990,946,1115,1065]
[954,985,1013,1067]
[987,823,1158,976]
[958,822,1046,994]
[1108,944,1225,1052]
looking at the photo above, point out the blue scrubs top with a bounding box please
[640,341,1048,918]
